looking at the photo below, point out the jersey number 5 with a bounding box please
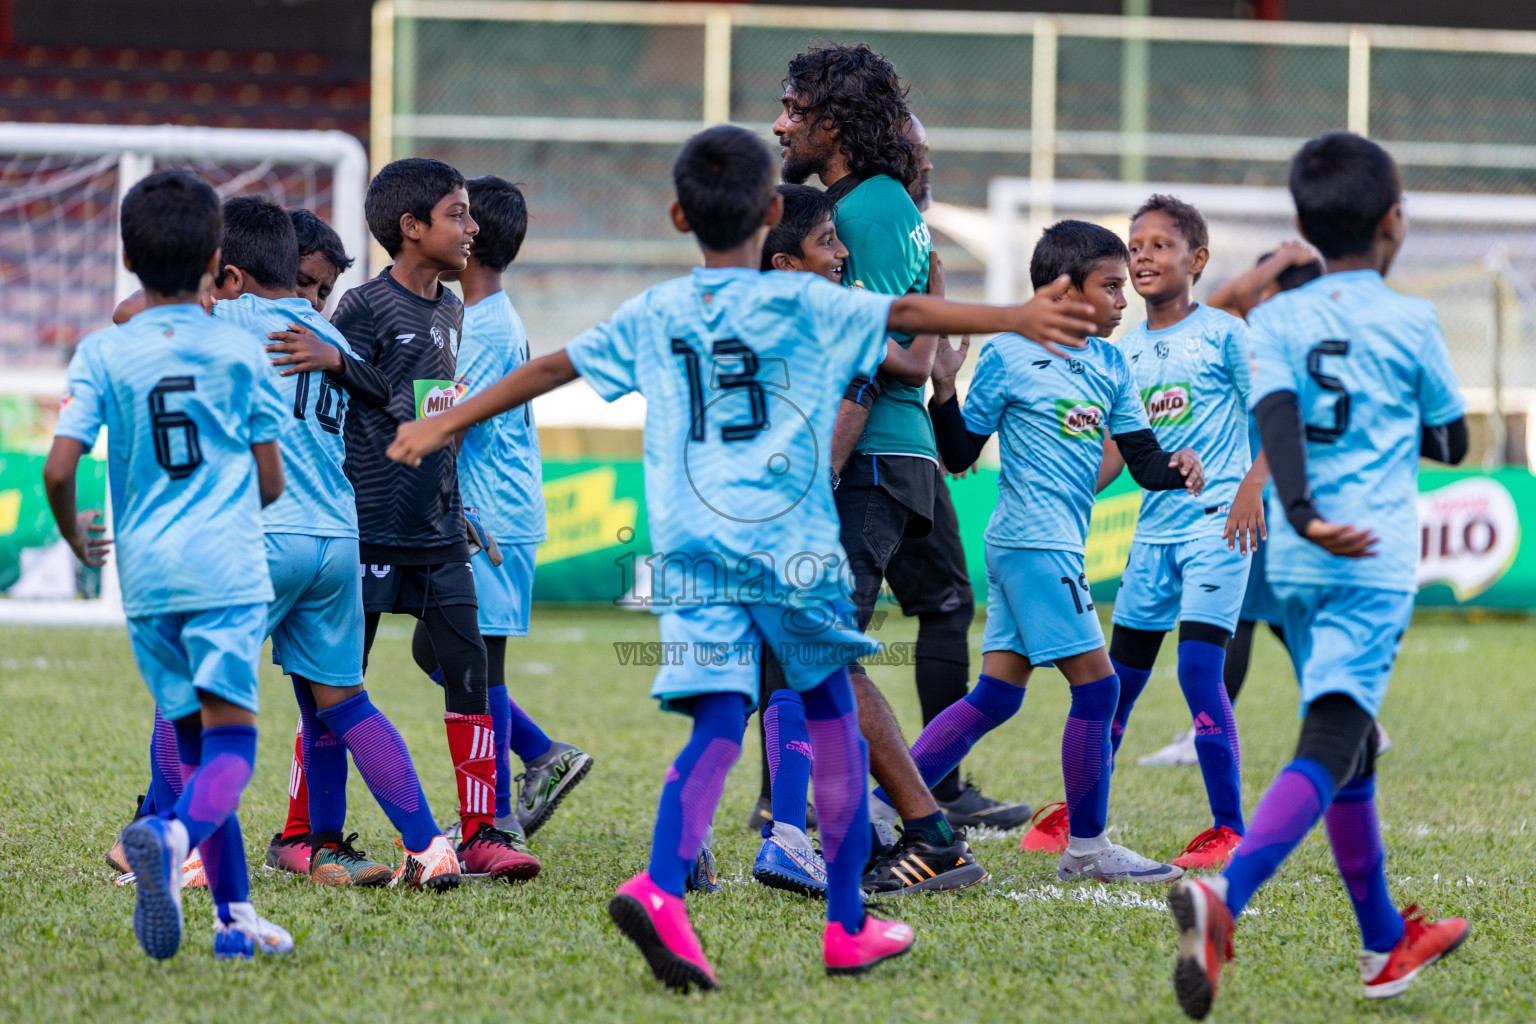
[1305,340,1351,444]
[672,338,767,443]
[148,376,204,479]
[293,372,343,434]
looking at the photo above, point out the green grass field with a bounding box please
[1,606,1532,1023]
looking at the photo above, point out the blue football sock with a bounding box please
[146,706,182,815]
[171,725,256,851]
[1223,758,1334,915]
[876,674,1023,808]
[1325,776,1405,953]
[648,693,748,897]
[488,684,514,819]
[764,688,812,833]
[319,691,441,852]
[1108,658,1152,758]
[1063,674,1120,839]
[294,676,347,834]
[1178,640,1244,833]
[507,695,553,764]
[200,813,249,922]
[802,668,870,934]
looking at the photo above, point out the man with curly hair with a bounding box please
[772,43,988,894]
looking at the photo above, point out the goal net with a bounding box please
[0,122,369,624]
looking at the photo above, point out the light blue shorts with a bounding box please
[1112,535,1251,634]
[1272,583,1414,719]
[264,533,364,688]
[651,600,880,713]
[127,603,268,720]
[982,546,1104,666]
[475,541,536,637]
[1239,535,1284,626]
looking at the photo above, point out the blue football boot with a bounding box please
[753,821,828,899]
[120,816,189,960]
[685,825,723,894]
[213,902,296,959]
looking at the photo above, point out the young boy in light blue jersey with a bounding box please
[386,126,1097,991]
[913,220,1206,884]
[425,175,594,845]
[44,171,292,961]
[210,195,460,892]
[1095,195,1270,872]
[1169,133,1471,1019]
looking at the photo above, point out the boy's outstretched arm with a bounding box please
[41,438,112,567]
[887,276,1096,354]
[926,336,991,473]
[267,323,392,408]
[1254,390,1377,557]
[1208,241,1315,319]
[389,350,579,467]
[1114,430,1203,494]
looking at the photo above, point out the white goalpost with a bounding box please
[0,122,369,625]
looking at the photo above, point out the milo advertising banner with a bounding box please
[2,449,1534,611]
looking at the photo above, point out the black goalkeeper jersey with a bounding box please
[333,269,469,564]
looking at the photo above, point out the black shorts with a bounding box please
[361,559,478,615]
[884,482,973,617]
[835,484,912,673]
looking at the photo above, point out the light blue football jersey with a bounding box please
[1248,270,1465,592]
[456,291,546,544]
[213,294,358,538]
[54,303,286,616]
[1118,304,1253,543]
[566,266,892,609]
[962,335,1149,552]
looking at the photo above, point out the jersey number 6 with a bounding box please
[148,376,204,479]
[672,338,767,443]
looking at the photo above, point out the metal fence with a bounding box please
[374,1,1536,355]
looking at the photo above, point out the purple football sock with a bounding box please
[171,725,255,851]
[1325,775,1405,953]
[319,691,440,852]
[764,688,812,832]
[1063,674,1119,839]
[1178,640,1244,833]
[488,684,514,819]
[146,706,184,815]
[647,692,748,896]
[875,674,1023,808]
[200,813,249,922]
[802,668,870,934]
[1222,758,1334,915]
[294,676,347,834]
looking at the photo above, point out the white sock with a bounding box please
[1066,830,1110,857]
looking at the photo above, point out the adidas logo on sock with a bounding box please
[1193,711,1222,737]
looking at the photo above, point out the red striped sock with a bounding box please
[445,712,496,837]
[280,718,311,838]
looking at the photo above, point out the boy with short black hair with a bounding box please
[1168,133,1470,1019]
[424,173,594,842]
[209,193,460,891]
[333,157,537,881]
[912,219,1205,884]
[289,207,355,313]
[44,170,293,959]
[1092,193,1269,871]
[387,125,1096,990]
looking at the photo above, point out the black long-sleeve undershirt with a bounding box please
[928,394,1188,490]
[330,351,391,408]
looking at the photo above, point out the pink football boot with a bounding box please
[607,872,718,992]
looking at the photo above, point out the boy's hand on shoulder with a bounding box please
[1008,276,1096,356]
[1223,480,1267,554]
[388,419,450,468]
[1303,519,1378,558]
[267,323,342,377]
[68,509,112,567]
[1169,448,1205,496]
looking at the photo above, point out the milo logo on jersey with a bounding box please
[414,378,467,419]
[1141,382,1193,426]
[1055,399,1107,440]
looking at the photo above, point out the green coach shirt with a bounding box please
[830,173,937,462]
